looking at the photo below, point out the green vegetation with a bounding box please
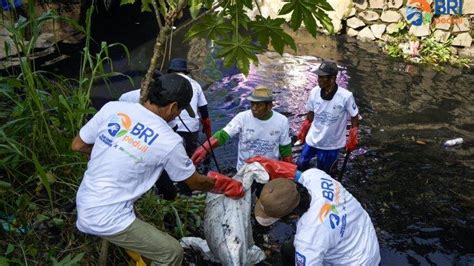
[0,6,205,265]
[383,21,471,68]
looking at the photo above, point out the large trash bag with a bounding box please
[181,163,268,265]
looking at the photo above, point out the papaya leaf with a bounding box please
[249,17,297,54]
[215,36,263,76]
[185,15,233,41]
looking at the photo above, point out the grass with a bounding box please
[383,21,471,68]
[0,4,206,265]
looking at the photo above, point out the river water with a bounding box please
[91,31,473,264]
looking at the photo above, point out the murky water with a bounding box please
[188,35,474,265]
[90,29,473,264]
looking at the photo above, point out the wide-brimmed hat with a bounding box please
[149,73,195,117]
[247,85,273,102]
[254,178,300,226]
[167,58,190,74]
[315,60,338,76]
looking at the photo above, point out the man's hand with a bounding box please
[208,171,244,199]
[201,118,212,139]
[191,137,219,165]
[345,127,359,152]
[246,156,298,180]
[297,119,312,144]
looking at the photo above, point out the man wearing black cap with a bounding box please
[296,60,360,175]
[246,156,380,265]
[71,73,244,265]
[119,58,212,155]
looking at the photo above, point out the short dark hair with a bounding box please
[291,182,311,216]
[148,73,192,109]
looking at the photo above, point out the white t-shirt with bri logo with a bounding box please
[118,73,207,132]
[294,169,380,265]
[76,101,195,236]
[305,86,359,150]
[223,110,291,170]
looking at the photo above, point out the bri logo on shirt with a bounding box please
[104,112,159,153]
[318,177,347,233]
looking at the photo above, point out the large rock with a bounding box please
[386,23,400,34]
[347,17,366,29]
[434,15,452,30]
[432,30,451,43]
[458,47,474,58]
[369,0,385,9]
[348,7,357,17]
[359,10,380,21]
[353,0,368,10]
[452,18,470,33]
[463,0,474,14]
[409,23,431,37]
[387,0,403,9]
[380,10,402,23]
[452,33,473,47]
[370,24,386,39]
[357,26,376,40]
[347,28,359,37]
[326,0,352,33]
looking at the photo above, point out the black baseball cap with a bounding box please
[315,60,338,76]
[148,73,195,117]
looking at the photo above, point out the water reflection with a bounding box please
[198,36,473,265]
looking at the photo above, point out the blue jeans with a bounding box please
[297,144,339,174]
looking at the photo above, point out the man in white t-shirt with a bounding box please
[71,73,244,265]
[120,58,211,196]
[119,58,211,155]
[296,60,359,175]
[247,156,380,265]
[190,85,292,171]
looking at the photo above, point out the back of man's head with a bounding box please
[148,73,192,111]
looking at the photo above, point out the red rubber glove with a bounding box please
[297,119,312,144]
[201,118,212,139]
[191,137,219,165]
[345,127,359,153]
[208,171,244,199]
[245,156,297,180]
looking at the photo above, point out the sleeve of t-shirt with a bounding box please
[305,88,316,112]
[118,89,140,103]
[279,117,292,146]
[163,143,196,182]
[222,113,243,138]
[345,93,359,118]
[195,83,208,107]
[79,104,109,144]
[294,238,326,266]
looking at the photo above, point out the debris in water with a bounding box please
[444,138,463,147]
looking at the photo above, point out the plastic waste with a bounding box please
[181,163,268,265]
[444,138,463,147]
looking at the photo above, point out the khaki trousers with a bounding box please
[103,218,183,266]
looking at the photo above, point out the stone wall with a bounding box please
[248,0,474,57]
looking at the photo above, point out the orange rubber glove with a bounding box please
[297,119,312,144]
[208,171,244,199]
[201,118,212,139]
[246,156,299,180]
[345,127,359,153]
[191,137,219,165]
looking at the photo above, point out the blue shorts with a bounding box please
[296,144,339,174]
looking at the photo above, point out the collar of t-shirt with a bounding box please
[320,85,338,101]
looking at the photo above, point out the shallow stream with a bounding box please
[90,27,473,265]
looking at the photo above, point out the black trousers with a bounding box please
[280,237,295,265]
[155,131,199,199]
